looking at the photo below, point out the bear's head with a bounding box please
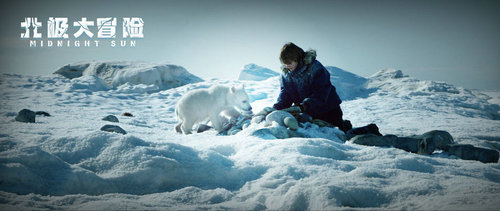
[230,84,252,115]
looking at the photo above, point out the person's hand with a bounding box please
[299,103,307,112]
[281,106,301,115]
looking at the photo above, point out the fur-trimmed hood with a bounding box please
[282,49,317,74]
[303,49,317,65]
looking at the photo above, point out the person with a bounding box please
[273,42,351,132]
[272,42,384,137]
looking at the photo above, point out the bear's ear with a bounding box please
[239,84,245,90]
[230,86,236,93]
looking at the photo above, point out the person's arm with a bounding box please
[273,75,293,110]
[301,65,332,116]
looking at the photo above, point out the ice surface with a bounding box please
[1,63,499,210]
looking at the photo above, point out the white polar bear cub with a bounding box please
[175,84,252,134]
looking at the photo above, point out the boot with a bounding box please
[296,113,313,123]
[341,120,352,133]
[366,124,383,136]
[346,123,382,140]
[448,144,499,163]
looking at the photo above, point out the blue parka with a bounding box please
[273,50,342,118]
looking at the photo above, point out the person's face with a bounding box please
[285,60,298,71]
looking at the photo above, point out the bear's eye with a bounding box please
[242,100,247,103]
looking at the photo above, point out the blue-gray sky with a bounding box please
[1,0,499,90]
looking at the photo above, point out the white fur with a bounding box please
[175,84,252,134]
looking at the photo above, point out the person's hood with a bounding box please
[303,49,317,65]
[282,49,317,74]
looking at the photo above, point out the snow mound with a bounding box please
[368,69,460,95]
[0,132,265,196]
[54,61,203,91]
[238,64,279,81]
[326,66,374,100]
[366,69,500,120]
[65,75,110,92]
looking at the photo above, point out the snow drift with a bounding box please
[54,61,203,91]
[1,63,500,210]
[325,66,374,100]
[366,68,500,120]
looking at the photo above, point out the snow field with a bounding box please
[1,62,499,209]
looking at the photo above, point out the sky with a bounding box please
[1,0,499,90]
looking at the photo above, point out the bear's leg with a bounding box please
[181,120,195,135]
[175,122,182,133]
[210,114,223,132]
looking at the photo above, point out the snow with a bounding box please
[54,61,203,92]
[482,90,500,111]
[1,63,500,210]
[326,66,373,100]
[238,63,279,81]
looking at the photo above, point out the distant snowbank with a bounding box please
[367,69,500,120]
[480,90,500,107]
[54,61,203,92]
[325,66,373,100]
[368,69,460,95]
[238,63,279,81]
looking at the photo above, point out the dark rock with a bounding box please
[255,107,276,116]
[448,144,499,163]
[197,124,212,133]
[350,134,396,147]
[287,129,304,138]
[393,137,436,155]
[228,128,242,135]
[268,125,289,139]
[15,109,36,123]
[251,128,276,139]
[35,111,51,116]
[122,112,133,117]
[284,117,299,130]
[265,110,295,127]
[100,125,127,135]
[346,124,383,140]
[280,106,301,115]
[350,130,457,157]
[242,121,251,130]
[102,115,119,123]
[410,130,454,151]
[296,113,313,123]
[342,120,353,133]
[312,119,333,127]
[250,124,290,139]
[219,115,252,135]
[251,115,265,124]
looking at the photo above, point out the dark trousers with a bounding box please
[317,106,345,131]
